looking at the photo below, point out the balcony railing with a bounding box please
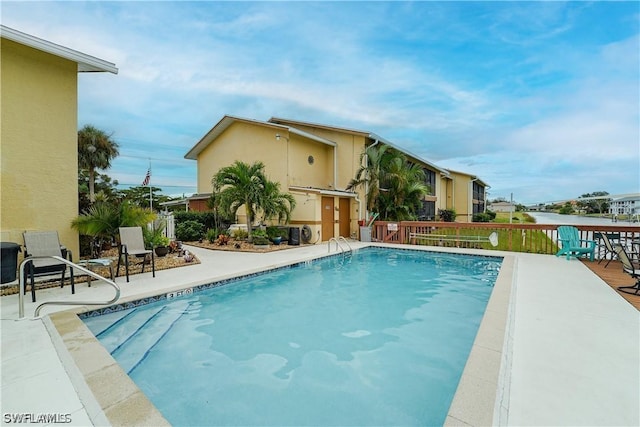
[372,221,640,255]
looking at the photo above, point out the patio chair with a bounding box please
[595,232,620,267]
[555,225,596,261]
[22,231,74,303]
[614,245,640,295]
[117,226,155,282]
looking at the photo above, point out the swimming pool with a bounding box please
[83,247,501,426]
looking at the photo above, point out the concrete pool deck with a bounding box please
[1,242,638,426]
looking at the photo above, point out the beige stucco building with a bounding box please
[445,170,489,222]
[185,116,488,242]
[0,26,117,258]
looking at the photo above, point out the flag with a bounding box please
[142,168,151,186]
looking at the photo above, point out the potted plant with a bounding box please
[153,235,171,257]
[252,229,270,248]
[266,226,282,245]
[144,225,171,257]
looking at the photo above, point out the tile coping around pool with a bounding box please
[44,247,515,427]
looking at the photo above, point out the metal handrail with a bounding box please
[327,237,343,253]
[337,236,353,252]
[327,237,352,254]
[19,255,120,319]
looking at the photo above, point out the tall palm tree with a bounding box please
[347,144,395,213]
[212,161,269,242]
[379,159,429,220]
[78,125,119,203]
[212,161,297,241]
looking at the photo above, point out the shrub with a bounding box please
[175,220,205,241]
[438,209,457,222]
[252,229,268,239]
[205,228,220,243]
[253,236,270,245]
[174,211,227,231]
[267,226,290,241]
[232,228,248,240]
[473,212,493,222]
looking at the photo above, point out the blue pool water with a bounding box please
[83,248,501,426]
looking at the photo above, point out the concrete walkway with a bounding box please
[1,243,638,426]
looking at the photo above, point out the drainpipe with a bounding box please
[333,145,337,191]
[469,178,479,222]
[364,139,381,220]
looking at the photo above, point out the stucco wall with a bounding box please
[1,39,79,258]
[449,171,472,223]
[288,137,333,189]
[197,122,287,192]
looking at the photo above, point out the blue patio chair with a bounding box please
[555,225,596,261]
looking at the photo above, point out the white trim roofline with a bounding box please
[368,132,451,177]
[0,25,118,74]
[185,115,337,160]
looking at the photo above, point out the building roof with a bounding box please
[367,132,451,177]
[611,195,640,202]
[186,114,487,187]
[185,115,337,160]
[0,25,118,74]
[269,117,370,137]
[445,168,490,188]
[270,118,451,177]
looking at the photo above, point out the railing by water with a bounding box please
[372,221,640,255]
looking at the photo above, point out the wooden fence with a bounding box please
[371,221,640,256]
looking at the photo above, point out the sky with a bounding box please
[3,1,639,205]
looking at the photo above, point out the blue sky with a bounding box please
[3,1,639,204]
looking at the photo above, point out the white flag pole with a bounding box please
[149,161,153,211]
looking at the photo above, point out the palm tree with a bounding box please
[379,159,429,220]
[348,144,411,214]
[212,161,296,241]
[212,161,268,242]
[78,125,119,203]
[71,201,154,242]
[348,144,430,221]
[261,180,296,224]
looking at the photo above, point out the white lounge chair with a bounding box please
[23,231,74,302]
[117,226,155,282]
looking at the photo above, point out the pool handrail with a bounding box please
[327,237,352,254]
[18,255,121,319]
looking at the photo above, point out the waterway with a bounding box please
[528,212,640,227]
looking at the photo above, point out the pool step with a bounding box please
[111,301,191,374]
[84,309,133,337]
[90,305,166,353]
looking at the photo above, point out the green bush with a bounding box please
[175,220,205,241]
[473,212,493,222]
[252,229,268,238]
[253,236,270,245]
[438,209,457,222]
[143,227,170,248]
[232,229,248,240]
[174,211,216,229]
[205,228,220,243]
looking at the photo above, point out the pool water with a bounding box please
[84,248,501,426]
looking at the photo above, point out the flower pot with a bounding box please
[271,237,282,245]
[155,246,169,257]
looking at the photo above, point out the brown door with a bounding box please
[321,196,335,241]
[339,198,350,238]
